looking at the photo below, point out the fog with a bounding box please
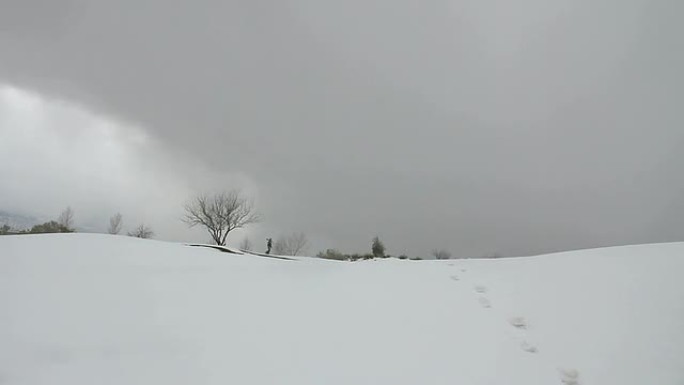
[1,0,682,256]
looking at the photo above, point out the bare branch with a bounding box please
[108,213,123,235]
[182,190,260,246]
[432,249,451,260]
[128,224,154,239]
[58,206,74,231]
[273,232,309,256]
[239,237,253,251]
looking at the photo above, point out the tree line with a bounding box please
[315,237,436,261]
[0,207,154,239]
[1,207,75,235]
[1,189,467,260]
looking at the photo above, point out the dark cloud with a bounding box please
[1,0,683,256]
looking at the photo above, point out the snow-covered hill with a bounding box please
[1,234,682,385]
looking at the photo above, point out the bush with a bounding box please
[432,249,452,260]
[128,224,154,239]
[29,221,72,234]
[317,249,347,261]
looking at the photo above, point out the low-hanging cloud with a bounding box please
[1,0,683,256]
[0,86,257,243]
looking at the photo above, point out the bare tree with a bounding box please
[58,206,74,231]
[432,249,452,260]
[182,190,260,246]
[273,237,287,255]
[239,237,253,251]
[108,213,123,235]
[273,232,309,256]
[128,224,154,239]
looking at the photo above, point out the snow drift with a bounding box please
[1,234,682,384]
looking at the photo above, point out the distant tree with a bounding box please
[317,249,347,261]
[58,206,74,231]
[183,190,260,246]
[239,237,253,251]
[371,236,385,258]
[315,249,376,262]
[273,232,309,256]
[273,237,286,255]
[108,213,123,235]
[432,249,452,260]
[128,224,154,239]
[30,221,72,234]
[0,224,12,235]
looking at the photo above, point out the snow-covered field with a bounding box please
[1,234,682,385]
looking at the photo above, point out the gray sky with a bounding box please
[1,0,683,257]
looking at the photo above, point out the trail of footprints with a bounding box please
[448,265,580,385]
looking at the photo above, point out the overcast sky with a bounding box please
[1,0,683,257]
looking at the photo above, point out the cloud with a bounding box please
[0,85,256,242]
[1,0,683,256]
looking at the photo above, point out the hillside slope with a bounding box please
[1,234,682,384]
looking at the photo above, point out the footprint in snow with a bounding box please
[520,341,538,353]
[447,263,455,266]
[478,297,491,308]
[508,317,528,329]
[450,275,460,281]
[460,268,466,272]
[558,368,580,385]
[474,285,487,294]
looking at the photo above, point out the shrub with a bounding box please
[128,224,154,239]
[371,236,385,258]
[432,249,452,260]
[29,221,72,234]
[317,249,347,261]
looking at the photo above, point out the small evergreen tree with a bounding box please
[0,224,12,235]
[371,236,385,258]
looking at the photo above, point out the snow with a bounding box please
[1,234,682,385]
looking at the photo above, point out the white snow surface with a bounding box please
[1,234,683,385]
